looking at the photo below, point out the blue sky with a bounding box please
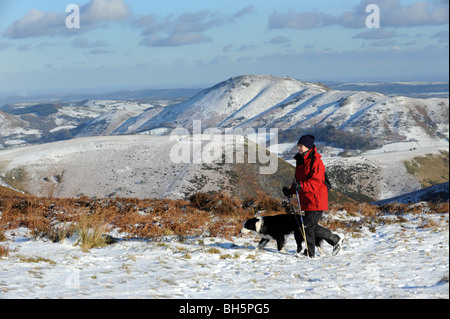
[0,0,448,93]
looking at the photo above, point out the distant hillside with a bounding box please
[0,88,203,105]
[373,182,449,205]
[129,75,448,147]
[0,135,284,200]
[1,103,59,117]
[0,134,358,204]
[326,81,449,99]
[403,151,449,188]
[1,75,448,150]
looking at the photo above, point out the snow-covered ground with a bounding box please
[1,208,448,299]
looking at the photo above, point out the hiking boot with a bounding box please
[302,249,314,258]
[332,237,343,256]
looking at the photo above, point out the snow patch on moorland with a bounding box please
[0,208,448,299]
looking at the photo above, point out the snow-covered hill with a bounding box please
[0,111,33,148]
[135,75,324,130]
[2,75,448,149]
[0,99,173,148]
[0,135,293,200]
[373,182,449,205]
[1,75,448,202]
[132,75,449,145]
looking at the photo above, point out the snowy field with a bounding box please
[1,208,448,299]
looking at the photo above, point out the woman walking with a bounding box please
[283,134,343,258]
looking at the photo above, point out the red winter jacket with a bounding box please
[291,147,328,211]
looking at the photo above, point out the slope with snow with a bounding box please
[0,134,447,203]
[0,135,293,200]
[0,100,157,149]
[71,110,141,137]
[323,137,448,201]
[0,205,448,299]
[130,75,448,146]
[135,75,317,131]
[1,75,448,151]
[373,182,449,205]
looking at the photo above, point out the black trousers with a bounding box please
[303,211,339,257]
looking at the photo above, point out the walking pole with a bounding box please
[286,192,309,257]
[295,189,309,257]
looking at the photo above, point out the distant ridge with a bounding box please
[373,182,449,205]
[129,75,448,147]
[0,88,203,105]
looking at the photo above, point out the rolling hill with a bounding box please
[126,75,448,147]
[0,135,299,201]
[2,75,448,149]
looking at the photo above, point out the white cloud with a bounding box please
[135,7,253,47]
[87,48,111,55]
[140,32,212,47]
[268,10,335,29]
[4,9,66,38]
[233,6,255,19]
[268,36,291,44]
[3,0,131,39]
[81,0,131,24]
[268,0,449,30]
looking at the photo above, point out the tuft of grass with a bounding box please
[205,247,221,254]
[51,224,77,243]
[0,244,10,258]
[220,253,240,259]
[74,215,110,252]
[162,278,178,285]
[19,256,56,264]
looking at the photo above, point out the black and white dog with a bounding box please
[241,214,323,254]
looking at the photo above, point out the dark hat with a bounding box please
[297,134,315,149]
